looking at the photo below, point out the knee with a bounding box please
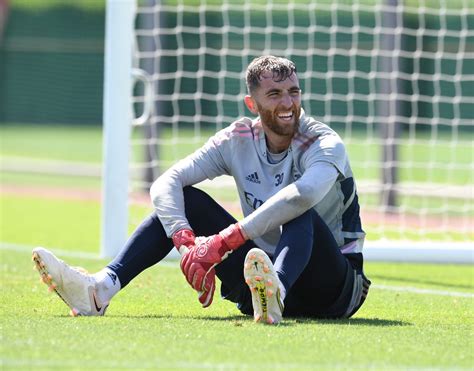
[183,185,200,199]
[183,186,210,210]
[282,209,315,235]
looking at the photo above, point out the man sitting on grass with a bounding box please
[33,55,370,324]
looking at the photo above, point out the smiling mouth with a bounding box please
[277,112,294,121]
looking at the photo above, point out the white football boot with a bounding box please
[32,247,108,316]
[244,248,284,324]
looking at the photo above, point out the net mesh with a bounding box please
[131,0,473,244]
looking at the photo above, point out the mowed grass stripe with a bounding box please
[2,241,473,298]
[2,242,472,369]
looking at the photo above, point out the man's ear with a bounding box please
[244,95,258,115]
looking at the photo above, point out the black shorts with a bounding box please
[222,253,371,319]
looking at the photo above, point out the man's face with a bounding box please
[250,71,302,138]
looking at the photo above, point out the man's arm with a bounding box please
[150,134,230,238]
[240,131,347,240]
[149,136,231,308]
[180,162,338,302]
[150,159,208,237]
[240,161,339,240]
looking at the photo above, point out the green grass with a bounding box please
[11,0,471,10]
[1,124,473,369]
[11,0,106,11]
[1,172,102,190]
[0,124,103,163]
[1,122,472,242]
[0,194,153,251]
[1,242,473,369]
[0,190,473,369]
[2,123,472,184]
[0,195,102,252]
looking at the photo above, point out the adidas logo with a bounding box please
[246,172,261,184]
[107,271,118,285]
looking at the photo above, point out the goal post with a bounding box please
[102,0,473,262]
[101,0,136,258]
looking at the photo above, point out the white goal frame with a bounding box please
[101,0,473,263]
[101,0,135,258]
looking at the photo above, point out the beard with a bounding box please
[256,102,300,138]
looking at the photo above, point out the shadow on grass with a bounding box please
[313,317,411,327]
[102,314,410,327]
[103,313,297,326]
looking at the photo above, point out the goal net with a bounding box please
[103,0,473,261]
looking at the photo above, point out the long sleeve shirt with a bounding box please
[150,110,365,255]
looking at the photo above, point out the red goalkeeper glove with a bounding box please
[180,223,246,306]
[172,228,215,307]
[171,228,196,252]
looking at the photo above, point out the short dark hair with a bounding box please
[245,56,297,94]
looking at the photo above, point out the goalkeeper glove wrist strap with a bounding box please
[219,223,246,251]
[172,228,196,250]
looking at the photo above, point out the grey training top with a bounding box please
[150,110,365,255]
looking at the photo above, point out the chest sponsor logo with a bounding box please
[244,191,264,210]
[293,170,302,180]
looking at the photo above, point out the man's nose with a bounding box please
[280,92,293,108]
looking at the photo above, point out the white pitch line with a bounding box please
[0,241,100,259]
[2,241,473,297]
[372,284,473,298]
[0,241,179,267]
